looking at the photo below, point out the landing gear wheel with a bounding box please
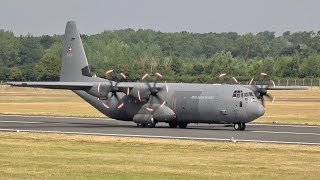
[137,123,147,128]
[168,122,178,128]
[234,123,246,131]
[240,123,246,130]
[147,118,156,128]
[178,122,188,128]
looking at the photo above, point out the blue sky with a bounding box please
[0,0,319,36]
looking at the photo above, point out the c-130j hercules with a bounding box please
[8,21,307,131]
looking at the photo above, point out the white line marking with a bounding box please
[250,130,320,136]
[0,114,319,128]
[1,120,318,136]
[0,120,44,124]
[0,114,113,121]
[248,123,320,128]
[0,128,319,146]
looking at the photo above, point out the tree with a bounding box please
[35,52,60,81]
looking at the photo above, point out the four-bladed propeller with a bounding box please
[249,72,275,107]
[138,72,168,112]
[98,70,127,109]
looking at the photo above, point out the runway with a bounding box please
[0,114,319,145]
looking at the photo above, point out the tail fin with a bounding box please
[60,21,94,82]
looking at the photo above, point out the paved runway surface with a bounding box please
[0,114,319,145]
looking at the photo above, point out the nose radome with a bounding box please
[247,103,265,121]
[257,104,265,117]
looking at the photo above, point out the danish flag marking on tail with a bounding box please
[67,46,73,56]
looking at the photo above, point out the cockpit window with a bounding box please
[249,92,254,96]
[232,90,244,98]
[244,92,249,97]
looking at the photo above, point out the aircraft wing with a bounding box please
[243,85,308,90]
[265,85,309,90]
[6,81,94,90]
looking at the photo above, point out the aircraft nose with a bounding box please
[256,104,265,117]
[247,103,265,121]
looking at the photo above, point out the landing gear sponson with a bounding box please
[136,121,189,129]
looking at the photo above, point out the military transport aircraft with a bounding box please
[7,21,307,131]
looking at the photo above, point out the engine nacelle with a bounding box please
[85,83,110,99]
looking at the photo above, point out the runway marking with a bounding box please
[250,130,320,136]
[1,120,318,136]
[0,114,113,121]
[0,128,319,146]
[0,114,319,128]
[248,123,320,128]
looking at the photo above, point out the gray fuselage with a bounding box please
[74,82,265,124]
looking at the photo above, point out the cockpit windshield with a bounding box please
[233,90,255,98]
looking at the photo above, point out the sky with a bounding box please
[0,0,320,36]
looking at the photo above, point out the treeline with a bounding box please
[0,29,320,83]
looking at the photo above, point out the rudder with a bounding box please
[60,21,94,82]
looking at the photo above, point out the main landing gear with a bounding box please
[136,118,156,128]
[234,123,246,131]
[168,122,188,128]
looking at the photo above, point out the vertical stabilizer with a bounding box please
[60,21,93,82]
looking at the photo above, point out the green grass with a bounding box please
[0,132,319,179]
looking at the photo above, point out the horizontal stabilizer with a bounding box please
[6,82,93,90]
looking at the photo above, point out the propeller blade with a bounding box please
[103,102,110,109]
[126,87,130,96]
[120,73,127,79]
[98,83,101,93]
[146,107,154,112]
[155,72,163,78]
[106,70,114,76]
[270,80,275,87]
[260,72,267,77]
[232,77,239,84]
[138,90,141,101]
[261,96,265,107]
[265,93,273,101]
[160,101,166,107]
[109,80,113,87]
[117,103,124,109]
[142,73,149,80]
[114,93,120,101]
[249,78,254,85]
[219,73,226,78]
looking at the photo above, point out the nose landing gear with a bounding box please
[234,123,246,131]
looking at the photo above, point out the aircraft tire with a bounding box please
[136,123,147,128]
[148,118,156,128]
[168,122,178,128]
[178,122,188,128]
[240,123,246,130]
[234,123,246,131]
[234,123,240,130]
